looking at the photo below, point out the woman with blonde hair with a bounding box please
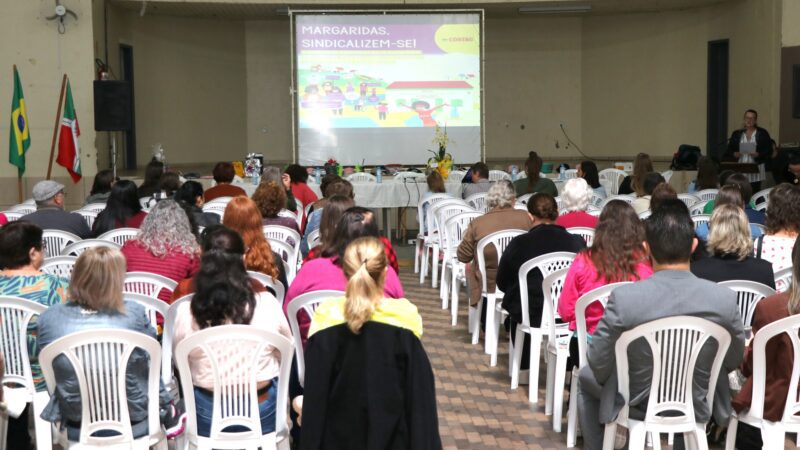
[691,203,774,286]
[618,152,653,196]
[37,247,185,440]
[223,196,287,287]
[301,237,440,449]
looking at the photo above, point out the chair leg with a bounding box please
[470,298,484,345]
[490,308,503,367]
[33,391,51,450]
[0,410,7,450]
[628,422,647,449]
[431,245,440,289]
[602,423,617,450]
[545,352,555,416]
[420,245,429,284]
[529,333,542,404]
[651,432,662,450]
[440,263,449,309]
[484,295,496,357]
[510,328,524,389]
[450,269,459,327]
[724,416,738,450]
[761,422,785,450]
[552,354,568,432]
[414,237,421,274]
[566,369,579,447]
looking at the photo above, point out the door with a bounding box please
[707,40,729,162]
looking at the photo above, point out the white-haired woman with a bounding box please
[121,199,200,304]
[457,180,533,313]
[556,177,598,228]
[691,203,775,286]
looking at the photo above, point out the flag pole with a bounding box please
[46,74,68,180]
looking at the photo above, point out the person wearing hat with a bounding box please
[20,180,91,239]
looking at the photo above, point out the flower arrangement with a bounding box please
[428,125,453,179]
[324,158,341,176]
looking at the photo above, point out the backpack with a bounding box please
[671,144,702,170]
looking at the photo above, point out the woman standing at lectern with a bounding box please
[725,109,773,192]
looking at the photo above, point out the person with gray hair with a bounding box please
[261,166,298,212]
[457,179,533,314]
[556,177,598,228]
[20,180,91,238]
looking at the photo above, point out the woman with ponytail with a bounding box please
[513,151,558,197]
[300,237,440,449]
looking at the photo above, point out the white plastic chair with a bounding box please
[0,296,51,450]
[39,329,166,450]
[393,171,426,182]
[440,211,482,326]
[694,189,719,202]
[566,227,595,246]
[415,193,451,277]
[248,271,286,304]
[7,204,35,214]
[175,325,293,450]
[465,192,488,213]
[98,227,139,246]
[754,202,768,212]
[602,316,731,450]
[516,193,533,205]
[689,201,709,216]
[75,210,98,228]
[600,194,635,209]
[306,229,321,251]
[80,203,107,214]
[60,239,121,256]
[277,208,302,229]
[752,187,772,208]
[449,170,467,180]
[1,211,24,222]
[286,290,345,386]
[725,314,800,449]
[661,170,674,183]
[488,170,511,181]
[590,193,605,208]
[162,294,193,396]
[677,193,701,208]
[123,292,169,333]
[39,255,78,280]
[563,169,578,179]
[691,214,711,230]
[262,225,301,247]
[139,197,152,211]
[541,268,572,432]
[346,172,377,183]
[774,266,793,293]
[124,272,178,299]
[267,239,298,284]
[431,203,474,291]
[638,210,652,220]
[718,280,777,332]
[420,198,469,285]
[202,197,232,220]
[42,229,81,258]
[475,229,527,365]
[598,169,627,196]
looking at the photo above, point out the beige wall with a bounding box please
[783,0,800,47]
[0,0,97,207]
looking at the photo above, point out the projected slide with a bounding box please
[294,13,482,166]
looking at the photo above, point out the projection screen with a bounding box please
[292,12,483,166]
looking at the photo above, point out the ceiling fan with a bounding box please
[46,0,78,34]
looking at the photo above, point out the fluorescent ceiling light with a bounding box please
[518,4,592,14]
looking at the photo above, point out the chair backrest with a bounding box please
[747,314,800,423]
[80,203,107,214]
[346,172,377,183]
[1,210,24,222]
[449,170,467,180]
[590,193,605,208]
[307,228,322,250]
[124,271,178,299]
[613,316,731,428]
[175,325,293,446]
[555,196,564,213]
[42,229,81,258]
[475,229,528,294]
[75,209,98,228]
[202,198,231,219]
[39,328,162,446]
[97,227,139,246]
[435,204,474,249]
[61,238,121,256]
[7,204,35,214]
[248,271,286,304]
[123,292,169,332]
[0,296,47,393]
[277,208,302,228]
[755,202,768,212]
[40,255,78,280]
[262,225,301,248]
[600,194,635,209]
[598,168,627,195]
[689,201,710,216]
[540,268,570,339]
[694,189,719,202]
[661,170,674,183]
[564,169,578,179]
[417,193,451,236]
[488,170,511,181]
[162,294,193,386]
[517,252,576,329]
[574,282,632,367]
[566,227,595,246]
[516,193,533,205]
[774,266,793,293]
[267,238,298,282]
[718,280,777,330]
[465,192,488,212]
[286,290,345,386]
[442,211,483,258]
[752,187,772,208]
[515,171,528,180]
[691,214,710,230]
[638,209,652,220]
[427,198,468,235]
[677,193,701,208]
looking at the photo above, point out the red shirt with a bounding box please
[291,182,318,232]
[121,240,200,303]
[124,211,148,228]
[204,183,247,202]
[556,211,598,229]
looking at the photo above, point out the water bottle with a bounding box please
[511,165,518,182]
[559,164,565,180]
[376,166,383,183]
[252,172,260,186]
[314,166,321,184]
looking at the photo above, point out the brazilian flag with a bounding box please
[9,66,30,176]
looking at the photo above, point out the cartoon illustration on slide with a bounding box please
[400,100,447,127]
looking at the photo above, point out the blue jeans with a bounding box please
[193,379,277,437]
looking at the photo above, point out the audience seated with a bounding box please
[0,221,69,449]
[285,164,319,229]
[93,180,148,236]
[262,166,298,212]
[147,171,182,206]
[577,199,745,450]
[617,152,652,196]
[36,247,185,441]
[458,180,533,313]
[22,180,91,239]
[695,185,763,241]
[223,197,288,289]
[172,249,291,437]
[301,178,354,256]
[121,200,200,303]
[83,169,114,205]
[703,172,765,224]
[173,181,220,229]
[203,162,246,202]
[301,236,440,449]
[462,161,492,199]
[578,160,606,199]
[286,207,403,347]
[630,172,665,215]
[555,178,598,229]
[691,203,774,287]
[731,236,800,448]
[495,193,584,370]
[513,151,558,197]
[137,159,165,199]
[253,181,300,234]
[755,183,800,272]
[303,195,354,260]
[647,182,678,213]
[307,173,341,215]
[687,156,719,193]
[420,171,449,228]
[557,200,652,366]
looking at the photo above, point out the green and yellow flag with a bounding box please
[9,66,30,176]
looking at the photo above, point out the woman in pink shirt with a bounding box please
[557,200,653,366]
[556,178,599,229]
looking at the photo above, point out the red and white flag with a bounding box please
[56,79,82,182]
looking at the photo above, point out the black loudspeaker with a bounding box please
[93,80,132,131]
